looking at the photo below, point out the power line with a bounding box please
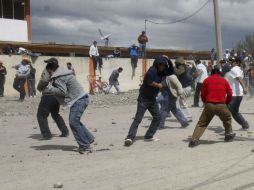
[145,0,211,25]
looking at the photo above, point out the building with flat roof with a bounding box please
[0,0,31,42]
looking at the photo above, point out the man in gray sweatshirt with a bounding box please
[45,58,94,153]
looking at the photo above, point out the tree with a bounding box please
[235,34,254,53]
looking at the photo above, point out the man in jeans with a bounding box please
[124,56,167,146]
[137,31,148,58]
[128,44,139,79]
[106,67,123,94]
[227,57,249,130]
[37,62,69,140]
[174,57,193,121]
[192,59,208,107]
[189,68,235,147]
[45,58,94,154]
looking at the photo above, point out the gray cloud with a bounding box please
[30,0,254,50]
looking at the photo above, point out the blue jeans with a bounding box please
[126,98,160,140]
[228,96,249,129]
[139,43,146,58]
[69,95,94,149]
[159,95,188,128]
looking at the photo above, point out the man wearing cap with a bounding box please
[227,57,250,130]
[124,56,167,146]
[45,58,94,153]
[174,57,193,121]
[37,58,69,140]
[0,61,7,97]
[12,58,31,101]
[192,59,208,107]
[137,31,148,58]
[189,68,235,147]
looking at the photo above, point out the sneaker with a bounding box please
[124,138,133,147]
[189,140,199,148]
[224,133,236,142]
[241,127,249,131]
[181,123,189,128]
[59,131,69,137]
[144,137,160,142]
[73,147,93,154]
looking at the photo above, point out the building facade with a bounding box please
[0,0,31,42]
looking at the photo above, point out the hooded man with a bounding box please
[124,56,167,146]
[45,58,94,153]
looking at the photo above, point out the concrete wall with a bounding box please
[0,55,155,96]
[0,19,28,42]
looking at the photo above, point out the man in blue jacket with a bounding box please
[128,44,139,79]
[124,56,168,146]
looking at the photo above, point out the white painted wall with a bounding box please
[0,19,28,42]
[0,55,153,97]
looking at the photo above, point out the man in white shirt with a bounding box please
[192,59,208,107]
[89,41,103,74]
[227,57,249,130]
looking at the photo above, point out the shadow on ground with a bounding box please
[30,145,76,151]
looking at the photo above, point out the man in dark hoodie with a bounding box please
[45,58,94,154]
[37,58,69,140]
[124,56,167,146]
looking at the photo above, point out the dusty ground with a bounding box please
[0,91,254,190]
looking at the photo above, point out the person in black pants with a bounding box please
[12,58,31,101]
[0,61,7,97]
[124,56,168,146]
[28,64,36,97]
[37,67,69,140]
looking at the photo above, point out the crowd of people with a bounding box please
[1,37,254,153]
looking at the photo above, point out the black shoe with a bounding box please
[189,140,199,148]
[59,131,69,137]
[191,105,199,108]
[181,123,189,128]
[124,138,133,146]
[224,133,236,142]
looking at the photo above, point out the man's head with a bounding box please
[21,58,31,65]
[45,58,59,76]
[195,58,201,65]
[153,56,168,72]
[211,68,221,75]
[67,62,72,69]
[219,60,226,67]
[118,67,123,73]
[93,41,97,46]
[229,57,239,67]
[142,31,145,35]
[175,57,185,65]
[132,44,136,47]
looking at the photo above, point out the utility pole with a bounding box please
[213,0,223,62]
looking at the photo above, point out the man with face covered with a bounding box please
[124,56,168,146]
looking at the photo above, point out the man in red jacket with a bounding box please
[189,68,235,147]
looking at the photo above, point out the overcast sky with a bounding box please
[30,0,254,51]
